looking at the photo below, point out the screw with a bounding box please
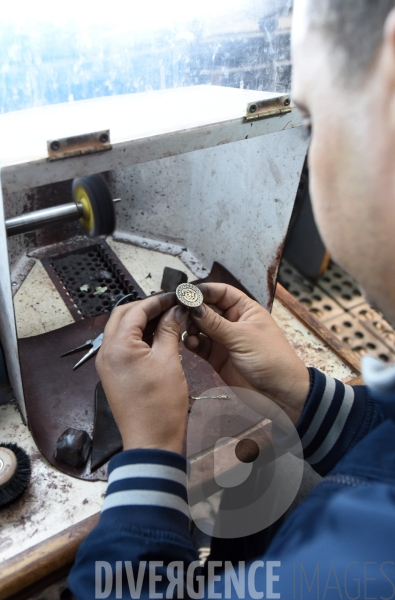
[249,104,257,114]
[99,133,109,143]
[50,140,60,151]
[284,98,291,106]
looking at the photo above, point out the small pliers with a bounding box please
[61,333,104,370]
[61,293,136,370]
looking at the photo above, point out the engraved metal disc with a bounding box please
[176,283,203,308]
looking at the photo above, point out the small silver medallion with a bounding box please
[176,283,203,308]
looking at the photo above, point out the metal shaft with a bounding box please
[5,202,84,237]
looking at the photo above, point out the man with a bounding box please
[69,1,395,597]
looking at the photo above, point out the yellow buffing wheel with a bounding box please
[72,174,116,238]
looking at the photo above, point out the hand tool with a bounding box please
[61,293,137,370]
[61,333,104,370]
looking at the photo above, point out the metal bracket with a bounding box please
[47,130,112,161]
[246,95,292,121]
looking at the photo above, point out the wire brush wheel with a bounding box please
[0,443,31,508]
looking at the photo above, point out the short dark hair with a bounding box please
[308,0,395,79]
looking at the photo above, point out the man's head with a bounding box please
[292,0,395,324]
[299,0,395,82]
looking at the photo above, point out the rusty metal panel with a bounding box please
[111,127,307,309]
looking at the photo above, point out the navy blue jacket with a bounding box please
[69,368,395,599]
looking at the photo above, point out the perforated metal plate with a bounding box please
[324,313,394,363]
[278,260,343,322]
[278,258,395,363]
[41,241,145,320]
[318,262,365,310]
[351,303,395,352]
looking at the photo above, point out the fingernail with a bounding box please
[190,304,205,319]
[175,305,189,323]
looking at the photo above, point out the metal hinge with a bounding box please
[47,129,112,161]
[246,95,292,121]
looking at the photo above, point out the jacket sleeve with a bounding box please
[68,448,198,599]
[295,367,385,476]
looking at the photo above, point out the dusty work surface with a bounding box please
[0,238,353,564]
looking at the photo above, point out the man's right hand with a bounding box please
[184,283,310,424]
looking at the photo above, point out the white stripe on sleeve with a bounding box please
[108,463,187,487]
[102,489,190,518]
[301,375,336,449]
[308,385,355,465]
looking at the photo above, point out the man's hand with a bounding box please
[96,293,189,454]
[184,283,310,424]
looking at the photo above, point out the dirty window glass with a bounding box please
[0,0,292,114]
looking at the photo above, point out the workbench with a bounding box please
[0,239,360,600]
[0,84,362,599]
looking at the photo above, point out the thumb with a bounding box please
[152,305,188,353]
[190,303,235,345]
